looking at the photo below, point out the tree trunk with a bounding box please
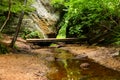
[9,0,27,48]
[0,0,11,32]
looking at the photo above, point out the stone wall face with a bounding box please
[22,0,59,38]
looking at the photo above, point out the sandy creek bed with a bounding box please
[0,36,120,80]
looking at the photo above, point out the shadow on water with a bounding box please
[46,49,120,80]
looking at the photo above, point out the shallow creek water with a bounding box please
[46,48,120,80]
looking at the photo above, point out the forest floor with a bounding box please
[0,34,120,80]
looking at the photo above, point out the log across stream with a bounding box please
[26,38,86,43]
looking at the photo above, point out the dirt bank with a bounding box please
[0,53,49,80]
[60,44,120,71]
[0,35,49,80]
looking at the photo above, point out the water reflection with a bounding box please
[47,55,120,80]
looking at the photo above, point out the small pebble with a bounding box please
[80,63,90,70]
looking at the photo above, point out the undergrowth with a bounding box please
[52,0,120,45]
[0,44,8,54]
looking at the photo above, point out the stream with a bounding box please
[47,58,120,80]
[35,48,120,80]
[1,35,120,80]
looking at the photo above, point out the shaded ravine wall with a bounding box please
[23,0,59,38]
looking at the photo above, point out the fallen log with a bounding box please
[26,38,86,43]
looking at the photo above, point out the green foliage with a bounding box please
[0,0,34,13]
[0,33,2,39]
[26,31,43,39]
[0,0,35,35]
[0,44,8,54]
[20,28,44,39]
[52,0,120,44]
[0,34,8,54]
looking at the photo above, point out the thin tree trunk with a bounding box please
[9,0,27,48]
[0,0,11,32]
